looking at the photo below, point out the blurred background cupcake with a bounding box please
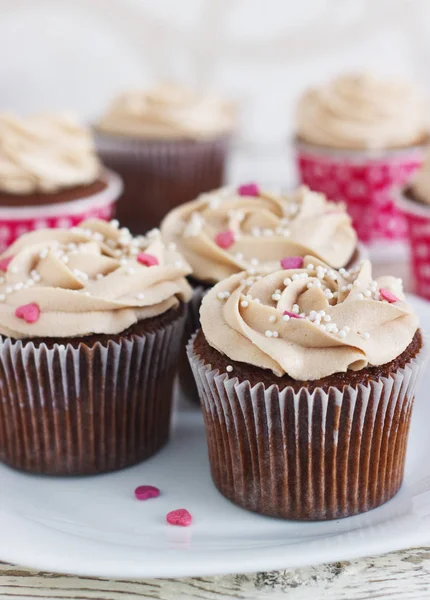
[188,256,426,520]
[0,112,123,252]
[294,72,429,254]
[95,83,235,234]
[0,218,191,475]
[162,182,358,399]
[397,152,430,299]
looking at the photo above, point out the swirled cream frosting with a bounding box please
[297,72,428,150]
[0,219,192,339]
[200,256,418,380]
[161,184,357,283]
[97,83,234,140]
[0,113,102,194]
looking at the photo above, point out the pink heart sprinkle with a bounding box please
[137,253,159,267]
[280,256,303,270]
[380,288,399,303]
[166,508,192,527]
[0,255,14,271]
[237,182,260,197]
[15,303,40,324]
[134,485,160,501]
[283,310,303,319]
[215,230,235,249]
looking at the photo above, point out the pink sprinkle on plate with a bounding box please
[134,485,160,501]
[15,303,40,324]
[280,256,303,270]
[283,310,302,320]
[380,288,399,303]
[137,253,159,267]
[0,255,14,271]
[166,509,192,527]
[237,182,260,197]
[215,230,235,249]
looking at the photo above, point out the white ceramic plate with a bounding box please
[0,295,430,579]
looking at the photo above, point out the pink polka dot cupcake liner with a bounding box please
[397,190,430,300]
[295,140,425,244]
[0,169,123,253]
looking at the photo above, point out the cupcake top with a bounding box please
[409,151,430,204]
[0,219,192,339]
[200,256,418,381]
[0,113,102,195]
[296,72,427,150]
[97,83,234,140]
[161,184,357,283]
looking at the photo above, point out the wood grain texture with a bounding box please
[1,548,430,599]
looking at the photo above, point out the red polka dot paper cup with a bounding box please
[397,189,430,299]
[0,169,123,252]
[295,139,426,244]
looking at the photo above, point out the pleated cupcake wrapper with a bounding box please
[0,309,186,475]
[0,169,123,254]
[294,139,425,244]
[396,189,430,300]
[179,285,209,403]
[187,334,428,520]
[95,132,231,233]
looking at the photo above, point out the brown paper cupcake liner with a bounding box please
[187,334,427,520]
[179,285,208,403]
[0,307,186,475]
[95,133,231,234]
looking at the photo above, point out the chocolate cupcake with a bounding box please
[161,183,359,400]
[188,256,426,520]
[95,83,234,233]
[0,219,192,475]
[0,112,123,251]
[294,72,428,245]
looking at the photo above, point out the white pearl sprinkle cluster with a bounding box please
[216,259,399,344]
[0,221,170,302]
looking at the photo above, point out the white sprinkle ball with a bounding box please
[338,329,347,339]
[313,279,322,288]
[265,330,273,338]
[126,267,135,275]
[324,315,331,322]
[362,332,370,340]
[292,304,300,314]
[307,264,314,271]
[364,290,372,297]
[284,278,292,286]
[357,293,364,300]
[340,285,347,292]
[110,219,119,228]
[307,282,313,289]
[240,300,249,308]
[226,365,233,373]
[292,273,300,281]
[272,331,279,338]
[272,293,281,301]
[283,314,290,321]
[269,315,277,323]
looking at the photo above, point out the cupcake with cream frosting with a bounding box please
[162,183,358,399]
[188,256,426,520]
[0,112,122,251]
[0,218,191,475]
[295,72,428,244]
[95,83,234,233]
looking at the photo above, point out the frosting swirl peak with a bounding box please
[97,83,235,140]
[0,219,192,339]
[161,184,357,283]
[0,112,101,194]
[200,256,418,380]
[297,72,427,150]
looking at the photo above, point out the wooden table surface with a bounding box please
[1,256,428,600]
